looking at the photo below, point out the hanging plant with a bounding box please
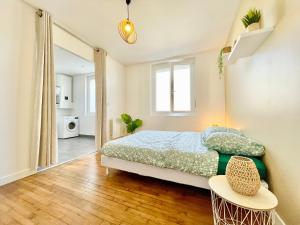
[217,46,232,78]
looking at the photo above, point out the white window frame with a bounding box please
[151,58,196,116]
[86,75,96,115]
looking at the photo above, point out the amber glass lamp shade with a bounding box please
[118,18,137,44]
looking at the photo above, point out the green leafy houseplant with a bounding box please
[121,113,143,134]
[241,8,261,28]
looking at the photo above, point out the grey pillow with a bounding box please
[204,132,265,157]
[201,126,243,144]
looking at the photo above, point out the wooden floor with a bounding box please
[0,153,213,225]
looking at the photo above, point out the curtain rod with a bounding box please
[23,1,97,50]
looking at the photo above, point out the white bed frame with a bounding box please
[101,155,210,189]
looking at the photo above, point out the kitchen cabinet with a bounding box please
[56,74,73,109]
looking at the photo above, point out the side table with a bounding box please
[209,175,278,225]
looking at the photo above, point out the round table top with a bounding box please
[209,175,278,210]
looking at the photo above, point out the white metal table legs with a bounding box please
[211,191,275,225]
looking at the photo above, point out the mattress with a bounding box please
[101,130,219,177]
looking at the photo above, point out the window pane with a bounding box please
[89,78,96,113]
[155,69,171,111]
[173,64,191,111]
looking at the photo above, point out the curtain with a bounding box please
[31,10,57,169]
[94,48,107,150]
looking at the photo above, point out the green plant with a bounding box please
[217,46,231,76]
[217,49,225,75]
[121,113,143,134]
[241,8,261,28]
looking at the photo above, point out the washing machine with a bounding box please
[57,116,79,139]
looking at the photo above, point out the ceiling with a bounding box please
[54,45,94,75]
[25,0,241,65]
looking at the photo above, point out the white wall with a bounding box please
[0,0,36,183]
[66,55,126,137]
[125,50,225,132]
[72,74,96,136]
[53,25,93,62]
[106,55,126,138]
[225,0,300,224]
[56,108,73,117]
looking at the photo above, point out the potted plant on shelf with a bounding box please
[241,8,262,32]
[121,113,143,134]
[217,46,232,78]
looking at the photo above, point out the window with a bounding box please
[155,67,171,111]
[151,58,195,115]
[86,75,96,114]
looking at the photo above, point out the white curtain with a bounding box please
[31,10,57,169]
[94,48,107,150]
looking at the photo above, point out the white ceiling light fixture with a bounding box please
[118,0,137,44]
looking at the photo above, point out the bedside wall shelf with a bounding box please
[227,27,274,63]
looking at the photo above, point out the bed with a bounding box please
[100,130,266,189]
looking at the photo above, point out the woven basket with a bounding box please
[226,156,261,196]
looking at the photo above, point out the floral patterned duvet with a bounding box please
[101,130,219,177]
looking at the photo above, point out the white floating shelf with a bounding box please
[227,27,274,63]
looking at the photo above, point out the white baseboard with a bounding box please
[0,169,36,186]
[275,211,286,225]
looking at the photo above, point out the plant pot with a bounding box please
[222,46,232,54]
[226,156,261,196]
[246,22,260,32]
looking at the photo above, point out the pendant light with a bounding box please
[118,0,137,44]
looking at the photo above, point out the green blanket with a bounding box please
[217,154,267,179]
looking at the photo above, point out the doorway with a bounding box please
[54,45,96,164]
